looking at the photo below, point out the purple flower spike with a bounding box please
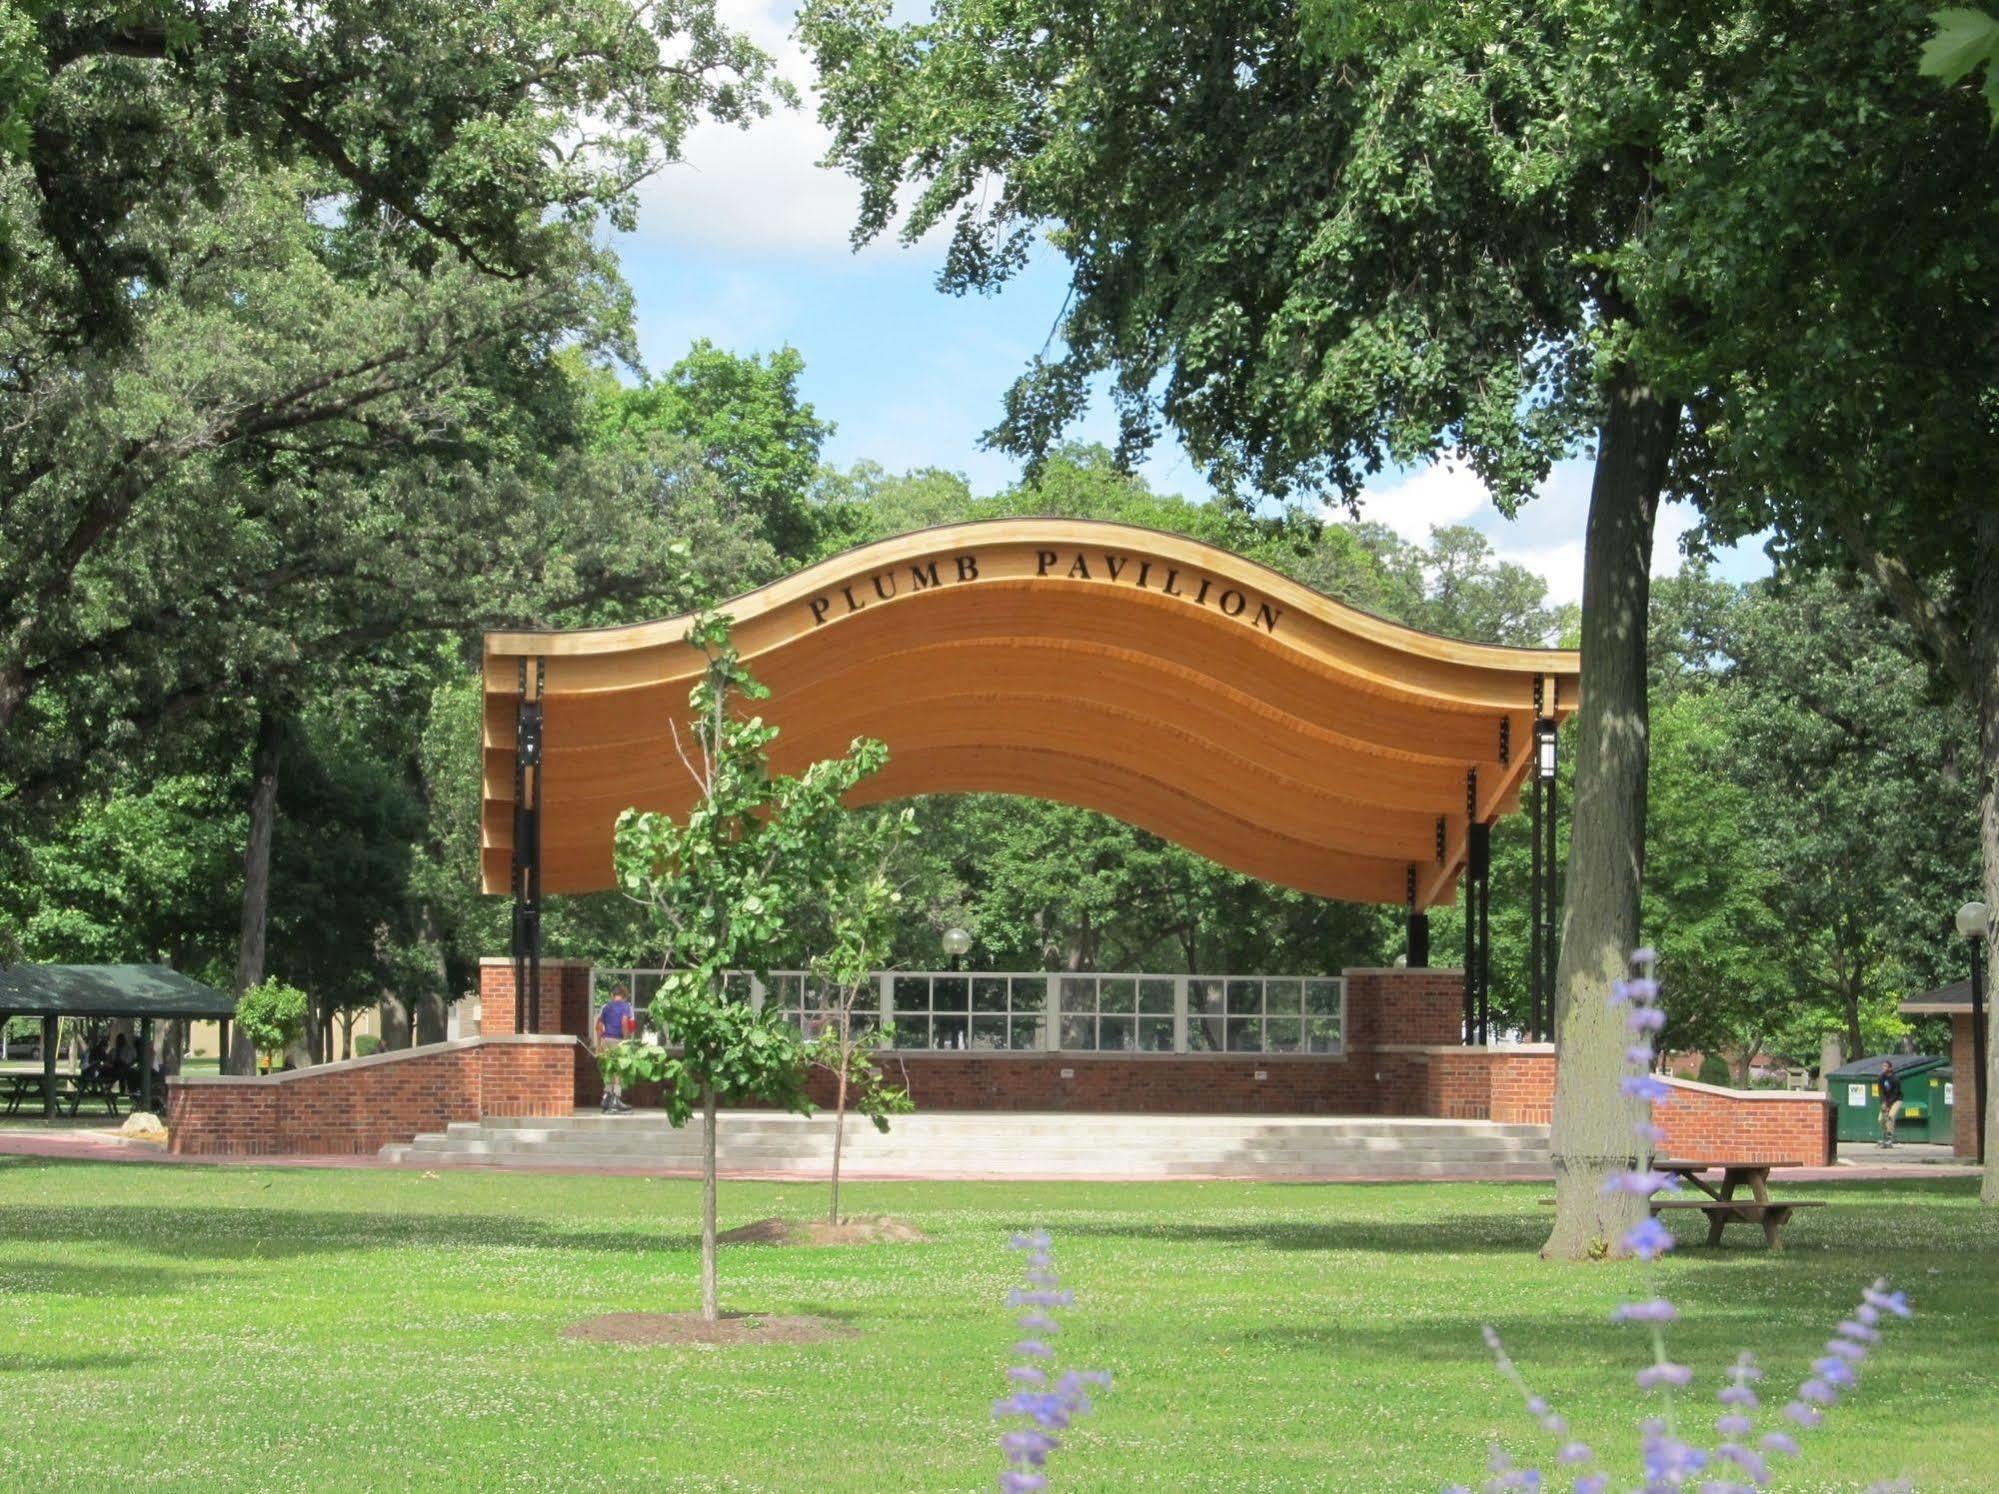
[1625,1005,1667,1033]
[1636,1362,1694,1391]
[1783,1400,1823,1428]
[1622,1216,1675,1260]
[1603,1170,1677,1198]
[994,1232,1106,1493]
[1760,1431,1800,1458]
[1621,1074,1672,1102]
[1612,1298,1678,1325]
[1573,1475,1609,1494]
[1632,947,1658,965]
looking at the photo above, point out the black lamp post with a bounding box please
[943,926,971,974]
[1955,899,1989,1165]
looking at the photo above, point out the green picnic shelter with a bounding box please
[0,965,238,1118]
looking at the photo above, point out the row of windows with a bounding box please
[592,971,1345,1056]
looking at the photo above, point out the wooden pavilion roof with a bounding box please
[481,520,1579,910]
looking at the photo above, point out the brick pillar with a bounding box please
[477,958,594,1040]
[1342,967,1466,1048]
[1953,1012,1981,1159]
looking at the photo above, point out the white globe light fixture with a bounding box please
[943,926,972,973]
[1954,900,1990,942]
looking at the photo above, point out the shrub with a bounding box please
[354,1035,381,1057]
[234,979,308,1068]
[1697,1053,1733,1087]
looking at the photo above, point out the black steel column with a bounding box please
[1542,720,1559,1044]
[511,658,545,1035]
[1529,765,1544,1042]
[1470,821,1492,1045]
[1463,771,1478,1044]
[1406,866,1430,967]
[140,1017,154,1113]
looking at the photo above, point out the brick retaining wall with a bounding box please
[1652,1078,1835,1165]
[167,1036,578,1156]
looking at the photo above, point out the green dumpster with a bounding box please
[1828,1054,1948,1144]
[1929,1066,1956,1145]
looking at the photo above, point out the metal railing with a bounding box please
[589,970,1345,1057]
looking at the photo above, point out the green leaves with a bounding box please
[1921,9,1999,122]
[611,613,892,1118]
[234,977,308,1062]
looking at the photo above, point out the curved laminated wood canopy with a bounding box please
[482,520,1579,911]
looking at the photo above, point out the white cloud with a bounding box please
[633,0,946,261]
[1350,460,1493,544]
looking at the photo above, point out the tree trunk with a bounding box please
[378,992,411,1050]
[829,1033,849,1226]
[701,1082,720,1321]
[1542,369,1677,1260]
[1970,516,1999,1204]
[227,708,283,1076]
[414,990,447,1046]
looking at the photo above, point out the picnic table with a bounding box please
[1649,1158,1825,1251]
[0,1069,125,1118]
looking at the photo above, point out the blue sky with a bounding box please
[612,0,1771,607]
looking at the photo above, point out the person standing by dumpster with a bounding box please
[1877,1059,1904,1148]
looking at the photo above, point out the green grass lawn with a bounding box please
[0,1161,1989,1491]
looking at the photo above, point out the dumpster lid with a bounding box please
[1827,1053,1948,1080]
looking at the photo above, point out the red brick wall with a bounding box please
[167,1036,578,1156]
[1425,1049,1556,1123]
[1346,969,1464,1047]
[1652,1080,1833,1166]
[1951,1013,1980,1158]
[477,959,593,1039]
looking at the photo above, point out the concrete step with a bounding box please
[383,1109,1550,1179]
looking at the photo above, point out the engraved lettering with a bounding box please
[909,561,941,590]
[1163,568,1185,597]
[842,584,865,614]
[955,553,980,582]
[809,597,831,626]
[1256,602,1282,633]
[1219,589,1246,617]
[872,571,898,601]
[1194,577,1213,606]
[1103,554,1126,583]
[1036,550,1058,576]
[1136,560,1152,589]
[1067,554,1092,580]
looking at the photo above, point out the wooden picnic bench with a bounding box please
[0,1069,124,1118]
[1649,1159,1826,1252]
[1539,1158,1829,1251]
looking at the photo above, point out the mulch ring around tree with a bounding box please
[715,1216,928,1247]
[562,1311,858,1347]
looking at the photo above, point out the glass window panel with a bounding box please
[1225,1016,1263,1052]
[1195,979,1226,1016]
[1059,1015,1096,1050]
[1138,1017,1175,1052]
[1099,979,1136,1014]
[847,984,880,1014]
[1097,1015,1135,1051]
[1061,976,1098,1012]
[1265,979,1302,1014]
[1188,1010,1222,1051]
[1306,1018,1342,1053]
[971,1016,1009,1051]
[636,973,665,1005]
[972,977,1009,1013]
[1138,979,1176,1014]
[1009,1017,1045,1051]
[893,975,931,1010]
[932,1015,969,1050]
[1227,979,1263,1016]
[1011,978,1046,1013]
[1304,980,1341,1015]
[1265,1017,1302,1053]
[891,1017,930,1050]
[933,977,970,1012]
[720,972,752,1002]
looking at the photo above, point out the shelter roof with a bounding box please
[1898,978,1973,1014]
[481,519,1581,909]
[0,965,237,1019]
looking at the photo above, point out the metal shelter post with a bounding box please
[511,657,545,1035]
[41,1015,56,1119]
[1406,867,1430,968]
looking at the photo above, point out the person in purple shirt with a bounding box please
[596,985,636,1113]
